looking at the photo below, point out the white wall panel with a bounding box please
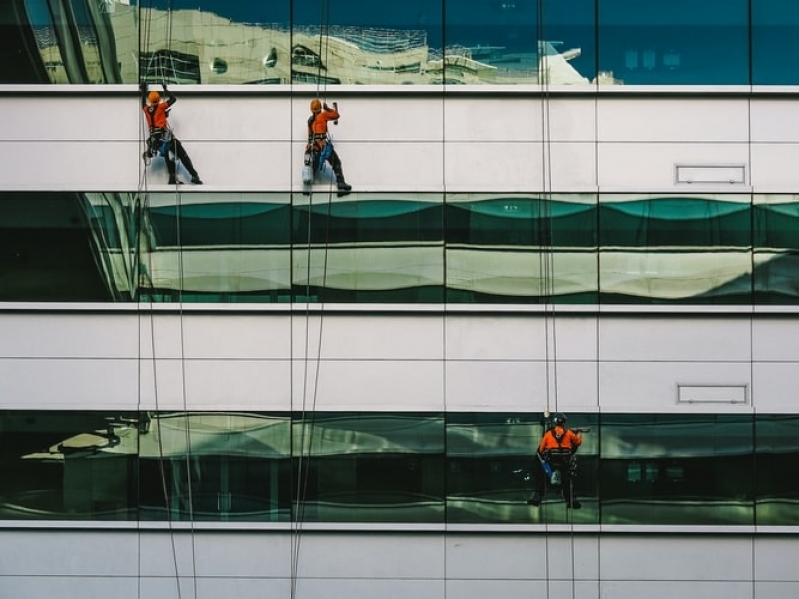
[180,96,293,142]
[2,577,138,599]
[599,581,754,599]
[333,97,444,142]
[598,535,754,580]
[753,319,799,361]
[599,362,752,410]
[750,100,799,142]
[139,313,292,359]
[750,143,799,190]
[0,529,138,575]
[445,315,548,360]
[312,140,443,192]
[0,97,138,141]
[295,579,445,599]
[445,315,598,361]
[138,358,291,411]
[292,315,444,360]
[0,358,138,409]
[0,313,137,358]
[141,140,292,189]
[292,359,444,411]
[752,363,799,412]
[597,98,750,142]
[597,142,750,190]
[445,360,545,411]
[599,317,753,362]
[0,141,141,191]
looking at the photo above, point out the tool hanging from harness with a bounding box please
[302,108,335,185]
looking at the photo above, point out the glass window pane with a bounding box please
[599,194,753,304]
[752,0,799,85]
[138,413,291,522]
[598,0,749,85]
[446,193,598,303]
[141,192,292,303]
[756,415,799,525]
[292,412,445,523]
[139,1,290,84]
[446,412,598,524]
[292,193,444,303]
[0,192,114,302]
[292,0,441,85]
[0,411,139,520]
[600,414,754,525]
[445,0,598,85]
[753,194,799,304]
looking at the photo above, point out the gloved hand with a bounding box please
[163,83,169,93]
[323,103,329,110]
[139,81,147,94]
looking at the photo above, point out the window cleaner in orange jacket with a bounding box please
[305,98,351,196]
[141,82,202,185]
[527,412,582,509]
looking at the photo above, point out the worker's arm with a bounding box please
[163,84,177,108]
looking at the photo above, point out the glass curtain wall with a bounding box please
[3,410,797,526]
[7,1,799,85]
[10,191,799,304]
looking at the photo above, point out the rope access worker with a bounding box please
[140,82,202,185]
[527,412,582,509]
[305,98,351,196]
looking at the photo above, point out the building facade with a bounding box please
[1,1,799,598]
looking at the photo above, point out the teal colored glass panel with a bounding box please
[0,411,139,520]
[598,0,749,85]
[752,0,799,85]
[292,412,445,523]
[754,202,799,250]
[446,194,598,304]
[755,415,799,525]
[600,414,754,525]
[444,0,597,85]
[599,197,751,248]
[292,195,444,303]
[142,194,292,303]
[751,196,799,304]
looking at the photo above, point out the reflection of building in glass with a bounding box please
[4,0,799,598]
[28,3,609,85]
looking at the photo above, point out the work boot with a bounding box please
[337,181,352,197]
[168,175,182,185]
[191,175,203,184]
[526,494,542,506]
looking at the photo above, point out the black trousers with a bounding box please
[533,453,578,502]
[313,146,346,183]
[164,138,199,178]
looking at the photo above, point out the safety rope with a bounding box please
[532,2,579,599]
[138,2,197,598]
[291,2,336,597]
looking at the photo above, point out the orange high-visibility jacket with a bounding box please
[308,106,340,138]
[538,425,582,453]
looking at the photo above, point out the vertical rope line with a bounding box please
[441,3,449,597]
[292,3,333,597]
[138,2,184,597]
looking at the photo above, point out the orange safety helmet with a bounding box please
[147,91,161,104]
[310,98,322,112]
